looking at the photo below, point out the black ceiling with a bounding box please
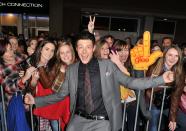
[64,0,186,16]
[1,0,185,17]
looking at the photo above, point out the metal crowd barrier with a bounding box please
[145,87,154,131]
[30,105,34,131]
[1,84,170,131]
[0,85,8,131]
[0,85,60,131]
[121,85,170,131]
[134,90,141,131]
[122,100,127,131]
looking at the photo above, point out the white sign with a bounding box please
[0,2,43,8]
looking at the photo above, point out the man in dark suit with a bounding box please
[25,31,174,131]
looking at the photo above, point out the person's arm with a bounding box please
[111,62,173,90]
[2,72,22,93]
[0,65,21,93]
[33,66,71,107]
[3,66,36,93]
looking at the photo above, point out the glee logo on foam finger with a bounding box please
[135,56,149,64]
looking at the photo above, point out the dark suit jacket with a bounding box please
[35,59,164,131]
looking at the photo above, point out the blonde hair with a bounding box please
[56,40,75,65]
[94,39,108,58]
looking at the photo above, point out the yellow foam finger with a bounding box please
[143,31,150,57]
[148,50,163,66]
[137,46,144,56]
[131,47,139,56]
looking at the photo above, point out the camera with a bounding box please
[18,57,32,70]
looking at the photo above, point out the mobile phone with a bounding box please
[110,47,117,54]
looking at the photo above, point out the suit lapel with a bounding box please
[73,62,79,94]
[70,62,79,114]
[98,59,106,93]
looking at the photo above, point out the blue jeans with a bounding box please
[50,120,59,131]
[149,105,160,131]
[176,109,186,131]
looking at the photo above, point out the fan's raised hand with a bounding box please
[88,15,95,34]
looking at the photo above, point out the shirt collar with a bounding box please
[80,57,97,67]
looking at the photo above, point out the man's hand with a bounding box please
[24,93,35,105]
[163,71,174,83]
[130,31,163,70]
[88,15,95,34]
[169,121,176,131]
